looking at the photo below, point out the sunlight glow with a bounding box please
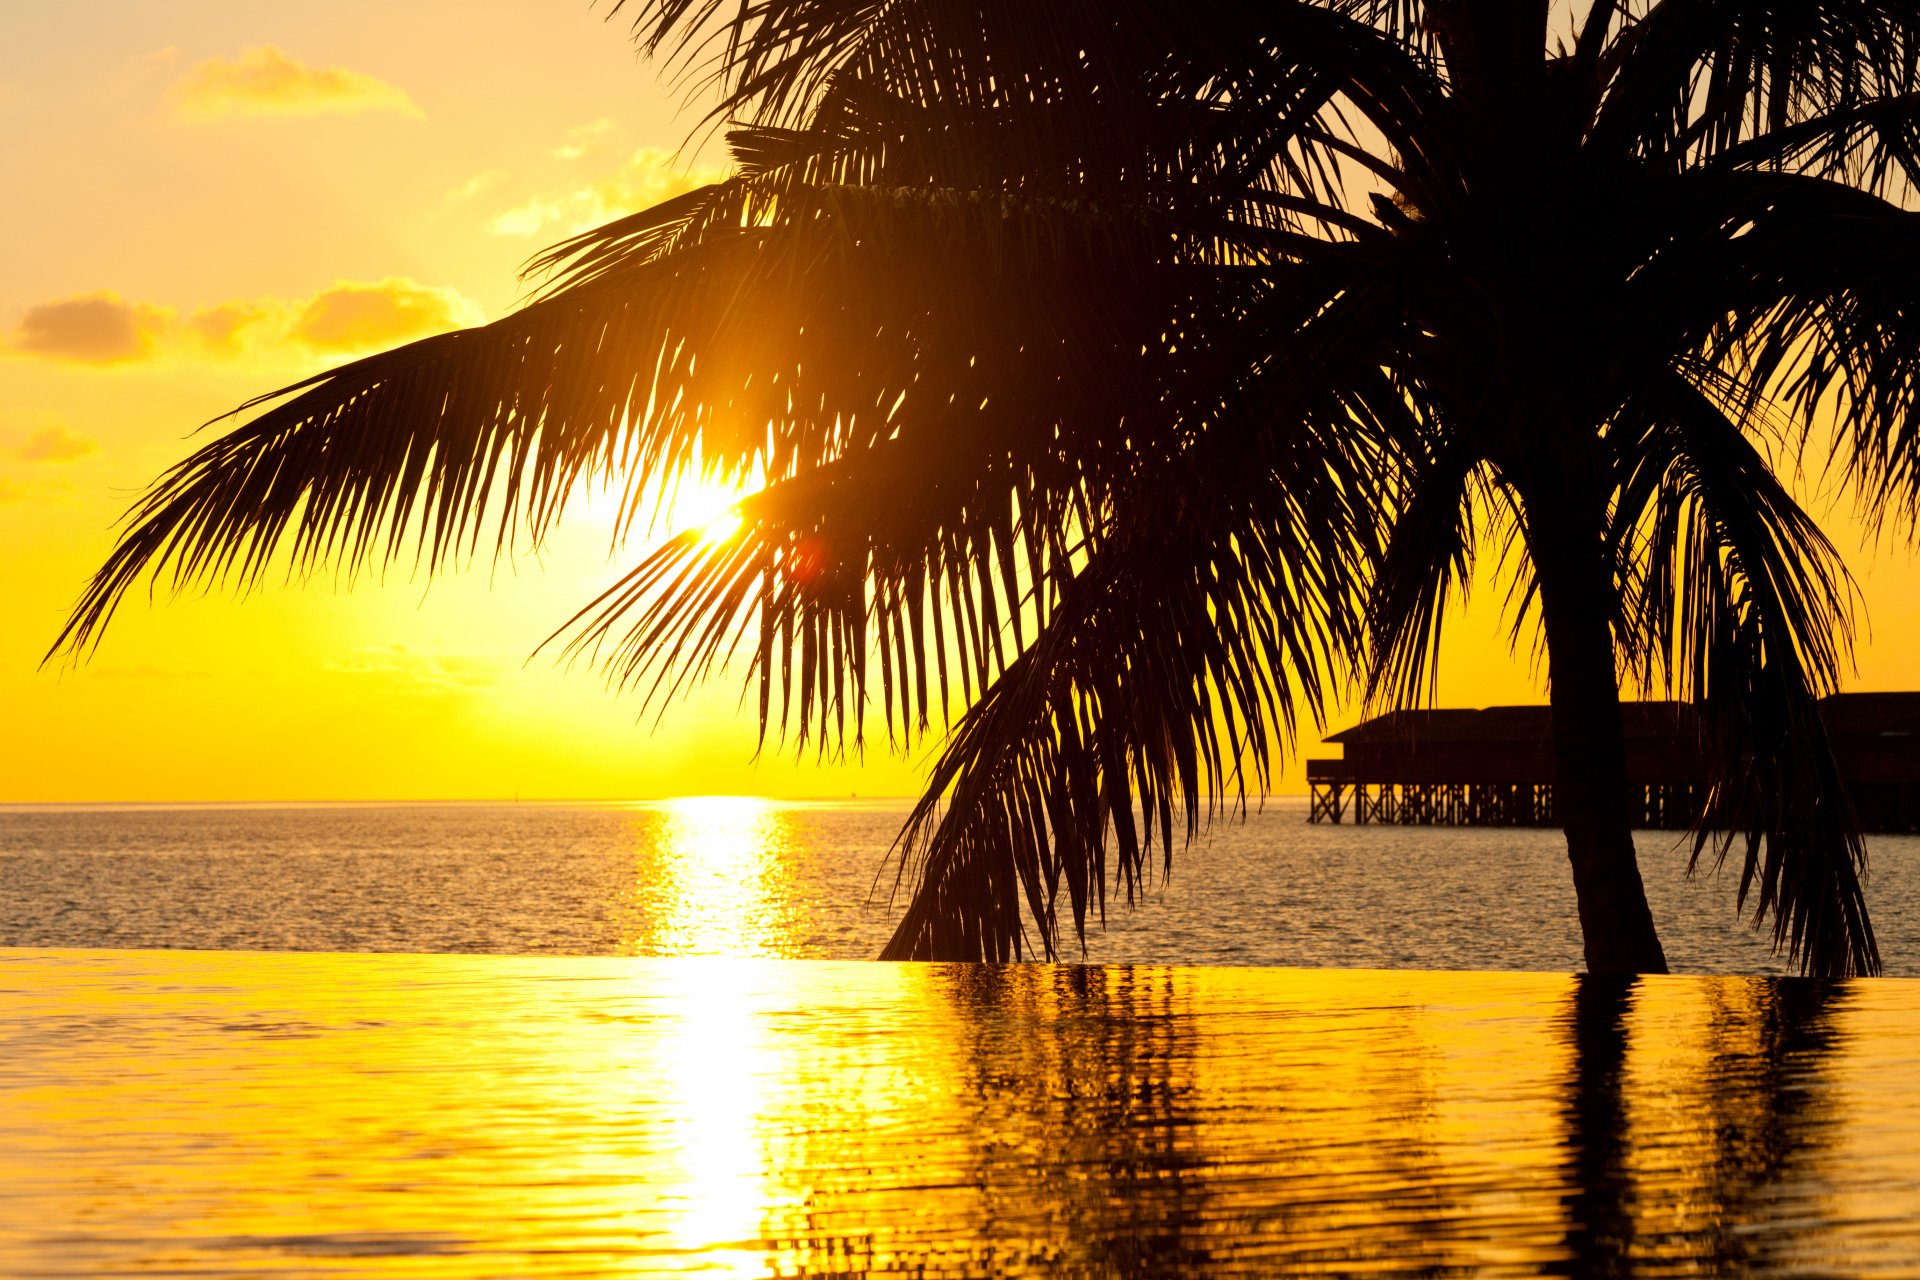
[664,473,748,546]
[694,509,745,546]
[567,459,757,550]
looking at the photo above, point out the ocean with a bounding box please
[10,801,1920,1275]
[4,796,1916,973]
[8,951,1920,1276]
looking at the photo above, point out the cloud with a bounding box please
[6,279,481,367]
[447,170,504,203]
[491,200,565,237]
[492,146,727,238]
[289,279,482,354]
[328,644,503,696]
[10,293,174,365]
[587,148,726,219]
[169,46,421,121]
[552,118,616,161]
[0,477,75,505]
[14,424,99,464]
[187,298,283,356]
[85,663,213,682]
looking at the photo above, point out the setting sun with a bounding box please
[667,472,749,546]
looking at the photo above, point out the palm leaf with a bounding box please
[1613,367,1877,975]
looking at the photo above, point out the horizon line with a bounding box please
[0,792,1315,810]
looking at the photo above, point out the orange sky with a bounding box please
[6,2,1920,803]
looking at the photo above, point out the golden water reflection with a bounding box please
[5,952,1920,1276]
[623,796,801,957]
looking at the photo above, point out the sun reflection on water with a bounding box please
[626,795,801,957]
[621,798,793,1268]
[652,960,777,1276]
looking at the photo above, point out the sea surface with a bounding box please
[3,797,1918,972]
[5,950,1919,1276]
[8,805,1920,1276]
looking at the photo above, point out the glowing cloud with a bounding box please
[447,170,504,203]
[169,46,421,121]
[552,118,616,161]
[187,299,283,357]
[289,279,481,354]
[0,477,74,505]
[492,146,727,237]
[8,293,173,366]
[7,279,479,367]
[583,147,724,225]
[491,200,565,237]
[14,424,99,463]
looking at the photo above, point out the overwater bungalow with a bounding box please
[1306,694,1920,832]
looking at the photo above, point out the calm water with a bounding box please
[3,950,1918,1276]
[3,798,1918,972]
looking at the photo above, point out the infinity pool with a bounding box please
[3,950,1917,1275]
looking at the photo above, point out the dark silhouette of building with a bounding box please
[1306,693,1920,831]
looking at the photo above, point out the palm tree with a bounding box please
[53,0,1916,976]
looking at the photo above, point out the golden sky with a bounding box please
[6,2,1920,803]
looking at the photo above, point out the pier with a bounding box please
[1306,694,1920,831]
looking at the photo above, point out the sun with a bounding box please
[571,458,757,548]
[667,475,746,546]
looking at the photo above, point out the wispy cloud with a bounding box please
[328,644,504,697]
[12,424,99,464]
[447,170,505,203]
[6,278,482,368]
[169,46,421,121]
[552,117,616,161]
[491,200,566,237]
[0,477,75,506]
[491,145,727,239]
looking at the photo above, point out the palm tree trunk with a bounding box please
[1530,507,1670,975]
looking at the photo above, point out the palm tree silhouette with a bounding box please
[53,2,1916,975]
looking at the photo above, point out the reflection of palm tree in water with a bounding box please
[749,965,1211,1277]
[1558,976,1639,1277]
[1695,979,1849,1274]
[958,965,1213,1277]
[936,968,1475,1276]
[1556,976,1850,1276]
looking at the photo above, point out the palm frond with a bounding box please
[1594,0,1920,185]
[1608,166,1920,531]
[879,396,1391,961]
[1613,367,1877,976]
[1365,427,1481,713]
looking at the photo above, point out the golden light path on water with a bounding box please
[640,796,792,957]
[622,796,791,1272]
